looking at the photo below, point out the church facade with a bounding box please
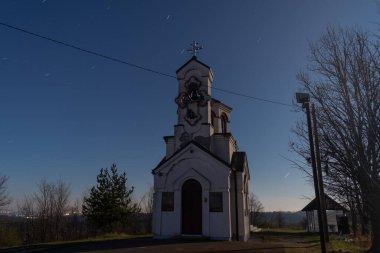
[152,56,250,241]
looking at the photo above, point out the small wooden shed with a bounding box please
[301,194,348,233]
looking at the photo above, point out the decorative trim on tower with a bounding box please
[175,76,210,126]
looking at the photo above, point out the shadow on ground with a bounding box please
[1,237,211,253]
[1,233,320,253]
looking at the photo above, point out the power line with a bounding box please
[0,21,292,107]
[0,22,176,79]
[212,87,292,107]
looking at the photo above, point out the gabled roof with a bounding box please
[176,56,211,74]
[211,98,233,111]
[231,152,247,172]
[231,152,250,180]
[301,194,349,212]
[152,140,230,174]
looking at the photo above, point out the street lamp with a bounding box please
[296,92,328,253]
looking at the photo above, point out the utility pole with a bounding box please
[296,93,327,253]
[311,104,329,242]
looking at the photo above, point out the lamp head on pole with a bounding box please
[296,92,310,109]
[296,92,310,104]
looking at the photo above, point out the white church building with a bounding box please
[152,53,250,241]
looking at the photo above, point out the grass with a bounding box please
[0,225,22,248]
[1,233,151,252]
[327,234,371,253]
[261,228,306,233]
[44,233,150,245]
[254,228,370,253]
[1,229,371,253]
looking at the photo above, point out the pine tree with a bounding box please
[82,164,139,233]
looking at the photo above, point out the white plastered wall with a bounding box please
[152,143,232,240]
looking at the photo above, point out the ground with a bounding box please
[1,230,369,253]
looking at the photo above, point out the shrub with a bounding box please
[0,224,22,248]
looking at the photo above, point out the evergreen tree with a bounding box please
[82,164,139,233]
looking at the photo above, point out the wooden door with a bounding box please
[181,179,202,234]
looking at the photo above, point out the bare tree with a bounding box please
[275,211,285,228]
[140,186,154,232]
[248,193,264,226]
[66,198,86,240]
[68,198,82,216]
[17,195,36,244]
[34,179,71,242]
[53,180,70,240]
[15,179,82,245]
[34,179,52,242]
[0,175,11,210]
[293,26,380,252]
[140,186,154,214]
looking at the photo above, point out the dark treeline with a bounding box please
[250,211,306,229]
[0,166,153,248]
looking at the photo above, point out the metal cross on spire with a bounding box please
[186,41,203,57]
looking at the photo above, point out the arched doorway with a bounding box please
[181,179,202,234]
[221,113,228,133]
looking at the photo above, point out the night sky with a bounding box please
[0,0,378,211]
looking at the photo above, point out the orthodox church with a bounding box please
[152,46,250,241]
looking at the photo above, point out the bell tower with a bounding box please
[163,42,235,161]
[173,54,214,150]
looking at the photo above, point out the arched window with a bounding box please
[211,111,216,127]
[221,114,228,133]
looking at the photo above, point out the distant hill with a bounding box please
[260,211,306,227]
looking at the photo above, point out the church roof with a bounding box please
[152,140,230,174]
[301,194,348,212]
[211,98,221,103]
[175,56,211,74]
[211,98,233,111]
[231,152,250,180]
